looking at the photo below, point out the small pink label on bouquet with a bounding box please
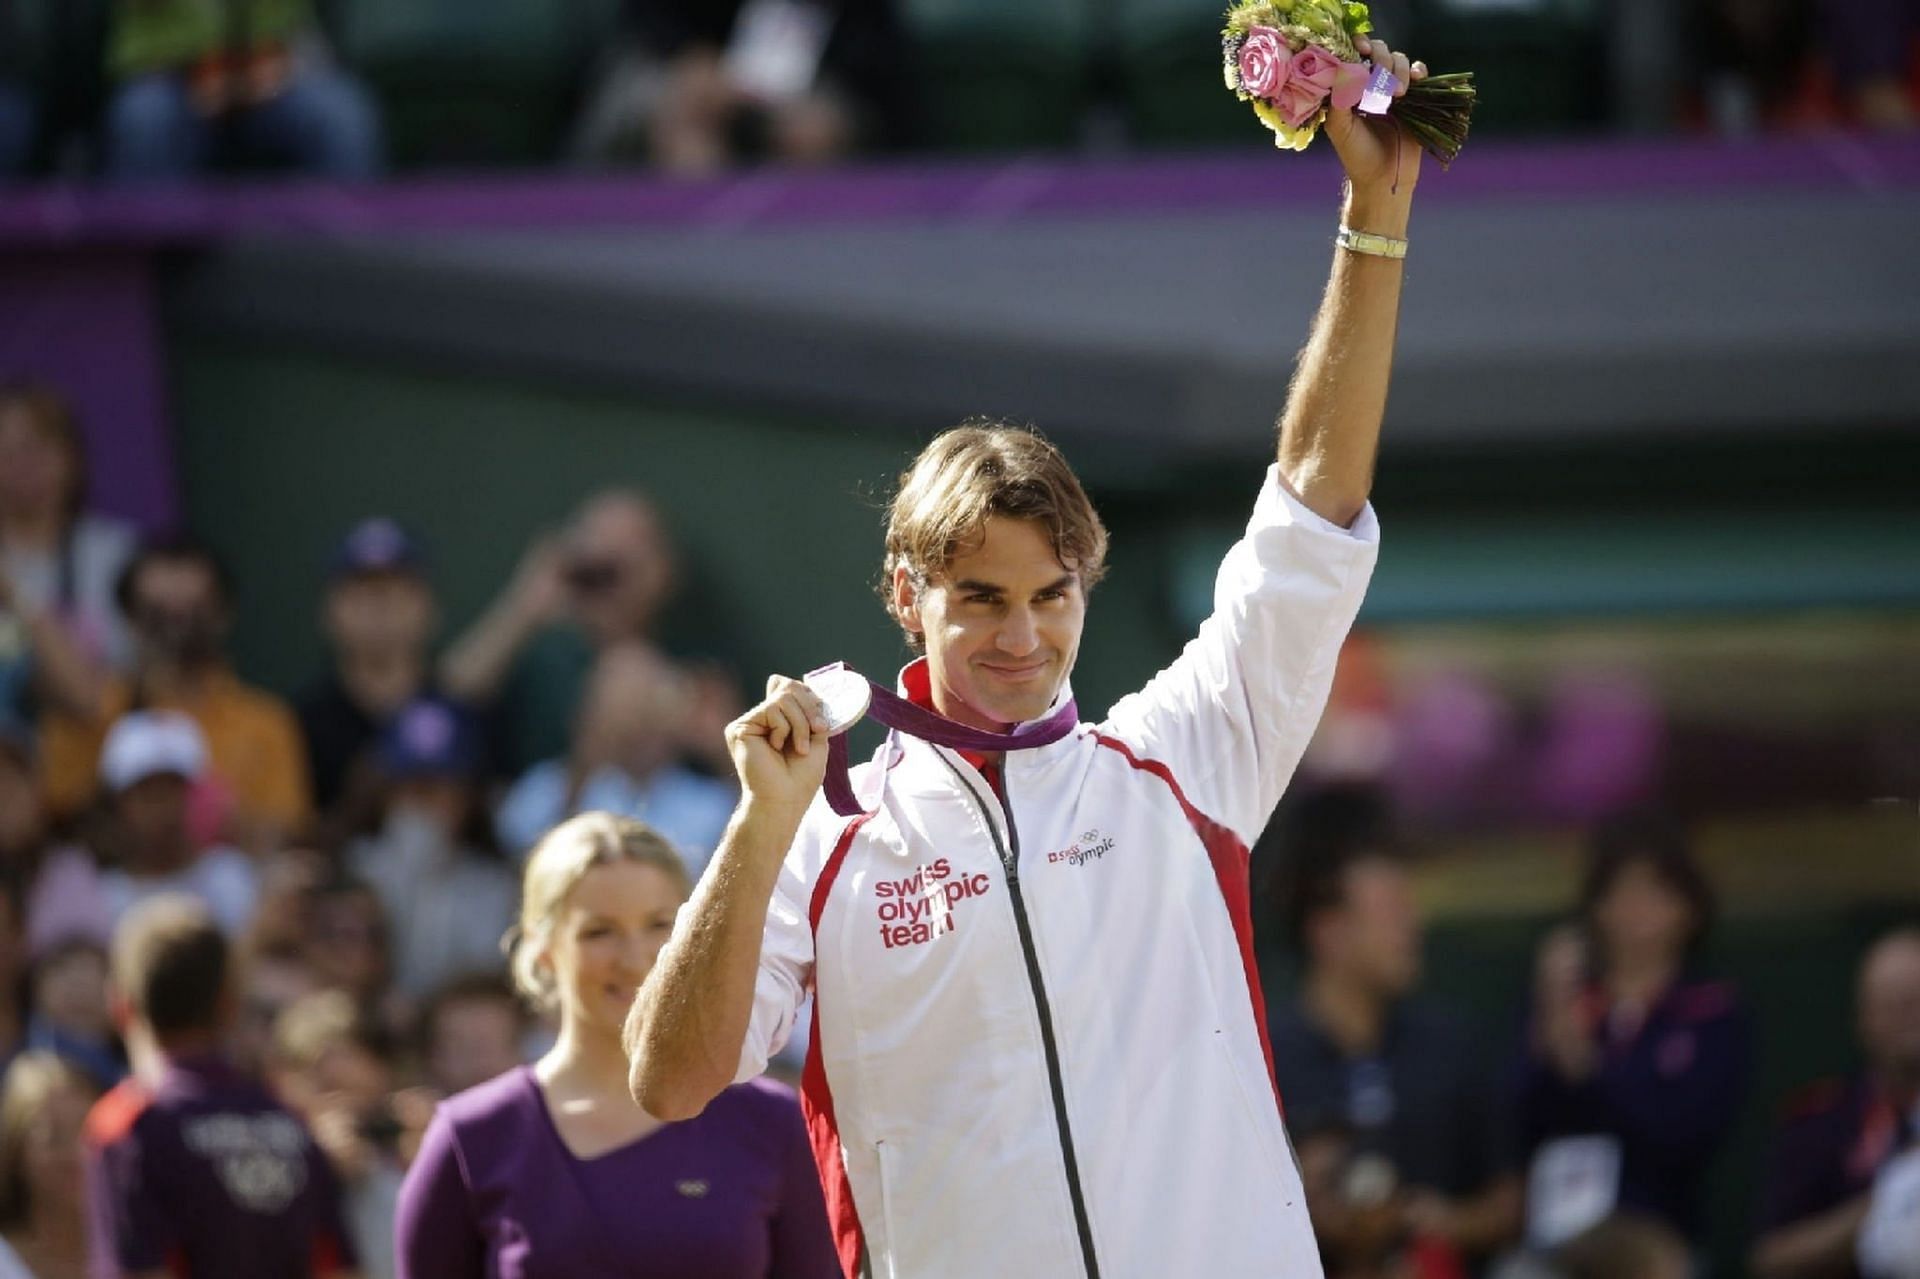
[1358,64,1398,116]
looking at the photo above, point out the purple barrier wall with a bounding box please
[0,132,1914,533]
[0,249,176,530]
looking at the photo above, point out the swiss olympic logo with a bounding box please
[1047,830,1116,869]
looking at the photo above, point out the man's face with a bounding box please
[1859,935,1920,1078]
[894,517,1086,732]
[34,946,112,1041]
[1316,858,1422,999]
[573,645,688,780]
[115,774,193,868]
[307,893,387,996]
[324,571,434,659]
[565,497,673,646]
[129,559,227,666]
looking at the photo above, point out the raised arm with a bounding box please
[625,676,830,1120]
[1277,36,1425,529]
[438,535,569,705]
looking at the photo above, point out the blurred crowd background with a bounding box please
[1,0,1918,1276]
[0,0,1917,182]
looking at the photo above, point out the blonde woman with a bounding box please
[396,813,835,1278]
[0,1052,98,1279]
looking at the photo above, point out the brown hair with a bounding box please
[0,1053,97,1229]
[419,972,526,1055]
[112,895,229,1037]
[1579,810,1716,964]
[879,422,1108,647]
[0,383,88,518]
[508,813,692,1013]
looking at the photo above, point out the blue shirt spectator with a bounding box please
[346,697,517,1001]
[494,643,735,879]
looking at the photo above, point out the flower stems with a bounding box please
[1388,72,1476,167]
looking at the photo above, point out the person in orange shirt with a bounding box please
[38,536,309,852]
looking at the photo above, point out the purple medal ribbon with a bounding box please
[807,663,1080,817]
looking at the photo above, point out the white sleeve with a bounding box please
[1100,465,1379,847]
[731,800,835,1084]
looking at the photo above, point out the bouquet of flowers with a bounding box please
[1222,0,1476,165]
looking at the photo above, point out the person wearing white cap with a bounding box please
[92,711,258,936]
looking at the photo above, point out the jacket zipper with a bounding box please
[937,751,1101,1279]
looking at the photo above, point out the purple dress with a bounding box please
[395,1068,839,1279]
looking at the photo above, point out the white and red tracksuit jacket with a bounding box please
[733,467,1379,1278]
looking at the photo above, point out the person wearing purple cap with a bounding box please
[297,520,451,845]
[345,697,516,1001]
[628,34,1423,1276]
[395,813,837,1278]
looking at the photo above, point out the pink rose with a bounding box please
[1235,26,1290,101]
[1278,45,1344,126]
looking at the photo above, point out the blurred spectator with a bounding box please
[271,990,430,1279]
[1857,1140,1920,1279]
[0,385,136,724]
[302,876,407,1041]
[569,0,911,175]
[495,643,734,874]
[417,974,527,1098]
[442,489,678,776]
[345,698,516,1001]
[39,536,312,851]
[1269,788,1521,1275]
[232,942,320,1082]
[1516,813,1752,1249]
[87,711,259,936]
[1751,926,1920,1279]
[0,718,111,963]
[85,896,357,1276]
[0,1052,100,1279]
[297,519,446,844]
[102,0,381,182]
[23,941,122,1089]
[395,813,837,1278]
[246,847,329,966]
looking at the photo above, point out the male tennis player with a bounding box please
[629,36,1428,1279]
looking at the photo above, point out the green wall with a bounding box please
[168,336,1189,714]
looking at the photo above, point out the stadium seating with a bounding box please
[1408,0,1607,133]
[1114,0,1259,146]
[332,0,612,169]
[900,0,1091,150]
[11,0,112,168]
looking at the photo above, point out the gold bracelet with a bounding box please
[1336,225,1408,260]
